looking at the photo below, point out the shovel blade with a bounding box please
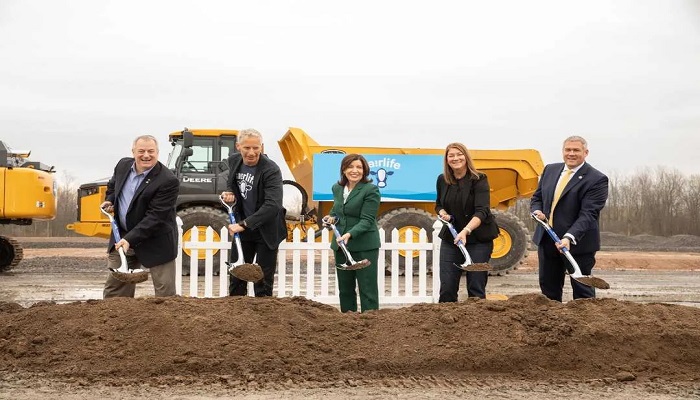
[454,262,492,272]
[336,259,371,271]
[110,269,149,284]
[573,275,610,290]
[227,262,264,282]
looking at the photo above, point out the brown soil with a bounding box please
[2,295,700,387]
[2,236,700,398]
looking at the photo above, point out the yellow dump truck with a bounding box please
[279,127,544,273]
[67,127,543,274]
[0,141,57,271]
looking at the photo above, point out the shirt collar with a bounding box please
[130,162,155,176]
[564,162,585,175]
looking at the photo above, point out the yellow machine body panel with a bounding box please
[0,167,56,220]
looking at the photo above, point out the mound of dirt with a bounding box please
[1,295,699,388]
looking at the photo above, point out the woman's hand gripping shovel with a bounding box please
[219,196,264,282]
[99,206,149,284]
[322,216,370,270]
[530,213,610,290]
[437,215,492,272]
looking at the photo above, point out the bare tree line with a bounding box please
[511,166,700,237]
[3,167,699,238]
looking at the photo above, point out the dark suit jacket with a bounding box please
[530,162,609,254]
[329,181,381,252]
[434,173,493,244]
[105,158,180,267]
[226,153,287,250]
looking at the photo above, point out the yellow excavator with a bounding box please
[0,141,57,271]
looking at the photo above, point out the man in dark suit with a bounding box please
[221,129,287,297]
[102,135,180,298]
[531,136,609,302]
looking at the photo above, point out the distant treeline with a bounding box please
[511,166,700,236]
[4,166,700,238]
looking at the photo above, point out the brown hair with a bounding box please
[442,142,480,185]
[337,154,372,186]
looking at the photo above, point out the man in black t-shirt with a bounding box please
[221,129,287,296]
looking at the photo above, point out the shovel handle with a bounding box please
[99,206,122,242]
[323,216,362,266]
[219,195,243,242]
[437,215,475,265]
[530,213,582,277]
[99,206,132,272]
[329,224,346,246]
[437,214,465,246]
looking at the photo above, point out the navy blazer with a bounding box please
[105,158,180,267]
[226,153,287,250]
[530,162,609,254]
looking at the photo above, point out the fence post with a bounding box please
[218,227,229,297]
[305,227,316,297]
[176,217,183,296]
[377,228,386,302]
[432,221,441,302]
[188,226,199,297]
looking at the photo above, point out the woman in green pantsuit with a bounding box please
[324,154,381,313]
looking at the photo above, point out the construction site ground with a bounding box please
[0,235,699,399]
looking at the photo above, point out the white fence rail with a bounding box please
[176,221,443,305]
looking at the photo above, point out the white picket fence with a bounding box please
[175,220,443,305]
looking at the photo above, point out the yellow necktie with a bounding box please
[549,169,573,224]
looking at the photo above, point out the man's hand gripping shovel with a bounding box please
[322,216,370,270]
[437,215,492,272]
[99,206,149,284]
[530,213,610,290]
[219,196,264,282]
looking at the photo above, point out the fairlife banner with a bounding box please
[312,154,443,202]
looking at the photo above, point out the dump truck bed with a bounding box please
[278,127,544,210]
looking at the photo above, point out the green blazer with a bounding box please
[329,181,381,252]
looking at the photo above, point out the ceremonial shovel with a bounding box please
[219,196,264,282]
[531,213,610,289]
[323,216,370,270]
[437,215,492,272]
[100,206,149,284]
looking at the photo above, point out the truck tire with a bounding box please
[489,210,529,275]
[178,206,229,276]
[377,208,435,275]
[0,236,23,272]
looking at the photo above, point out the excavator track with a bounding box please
[0,235,23,272]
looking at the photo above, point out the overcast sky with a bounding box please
[1,0,699,187]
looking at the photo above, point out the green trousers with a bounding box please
[334,248,379,313]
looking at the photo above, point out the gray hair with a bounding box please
[237,128,263,144]
[133,135,159,148]
[563,135,587,150]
